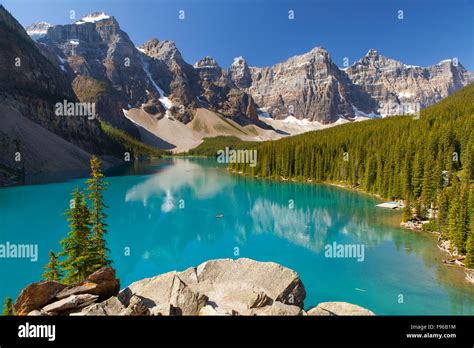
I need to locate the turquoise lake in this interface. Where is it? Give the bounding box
[1,158,473,315]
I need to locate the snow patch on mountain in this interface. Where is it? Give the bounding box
[351,105,380,118]
[142,62,173,109]
[283,116,315,126]
[75,12,110,25]
[257,108,271,118]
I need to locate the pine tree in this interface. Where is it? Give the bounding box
[465,233,474,269]
[3,297,13,316]
[421,155,435,208]
[42,250,63,281]
[85,156,111,272]
[402,196,412,222]
[59,188,92,284]
[412,151,424,198]
[437,189,449,234]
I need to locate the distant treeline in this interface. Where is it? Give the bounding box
[185,136,258,156]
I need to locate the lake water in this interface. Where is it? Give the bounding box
[1,158,473,315]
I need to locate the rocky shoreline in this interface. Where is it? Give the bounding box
[400,221,474,284]
[13,258,375,316]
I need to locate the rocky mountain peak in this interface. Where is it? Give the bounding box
[139,39,183,65]
[366,48,379,58]
[345,50,473,116]
[194,56,222,83]
[229,56,252,89]
[232,56,246,66]
[309,46,329,55]
[194,56,220,69]
[25,21,52,40]
[75,12,111,25]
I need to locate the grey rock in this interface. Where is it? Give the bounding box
[229,56,252,89]
[248,47,377,123]
[179,258,306,309]
[345,49,473,116]
[42,294,99,314]
[247,301,303,316]
[80,296,127,316]
[307,301,375,316]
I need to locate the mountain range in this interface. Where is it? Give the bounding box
[0,7,472,183]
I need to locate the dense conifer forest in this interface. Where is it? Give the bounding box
[230,84,474,267]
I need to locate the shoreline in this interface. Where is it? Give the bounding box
[228,168,474,285]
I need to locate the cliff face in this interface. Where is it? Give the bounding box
[248,47,378,123]
[0,6,106,180]
[247,48,472,123]
[25,12,472,129]
[140,39,259,124]
[345,49,474,116]
[229,56,252,89]
[41,13,155,132]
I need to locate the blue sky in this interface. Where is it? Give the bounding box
[2,0,473,70]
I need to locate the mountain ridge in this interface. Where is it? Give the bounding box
[26,12,472,127]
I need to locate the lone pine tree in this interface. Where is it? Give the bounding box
[42,250,63,281]
[3,297,13,316]
[86,155,111,272]
[55,156,111,284]
[59,188,93,284]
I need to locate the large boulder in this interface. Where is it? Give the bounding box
[13,280,66,315]
[247,302,303,316]
[119,272,208,315]
[56,267,120,301]
[307,302,375,316]
[108,258,306,316]
[179,258,306,309]
[77,296,127,316]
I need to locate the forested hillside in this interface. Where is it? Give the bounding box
[231,84,474,267]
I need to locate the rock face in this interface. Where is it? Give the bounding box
[55,266,120,301]
[247,47,472,123]
[139,38,259,125]
[307,302,375,316]
[39,12,154,132]
[0,5,109,181]
[13,281,66,315]
[12,267,119,316]
[20,8,471,135]
[345,49,473,116]
[138,38,199,123]
[42,294,99,314]
[105,258,306,316]
[248,47,378,123]
[194,56,223,83]
[229,56,252,89]
[25,21,51,40]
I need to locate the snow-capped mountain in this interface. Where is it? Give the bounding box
[25,21,51,40]
[21,11,474,131]
[345,49,474,117]
[246,48,472,123]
